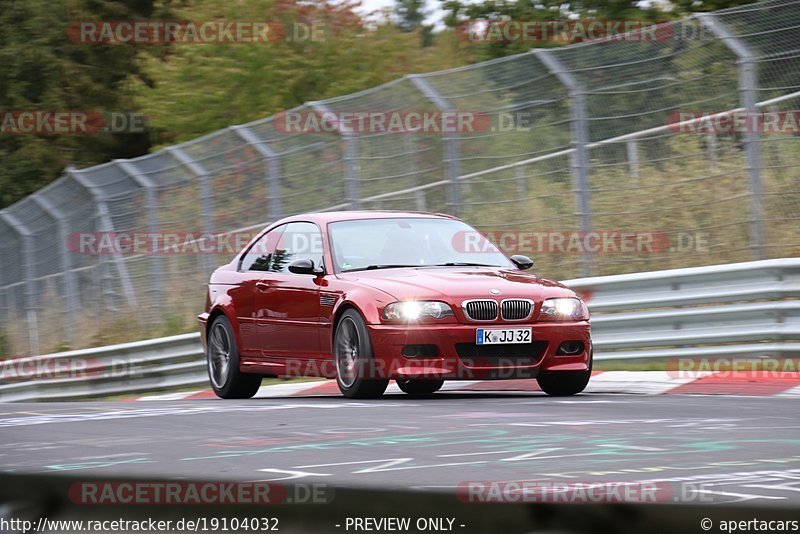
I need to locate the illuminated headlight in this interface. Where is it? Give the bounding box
[382,301,454,321]
[539,298,588,321]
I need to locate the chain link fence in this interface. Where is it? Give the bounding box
[1,0,799,356]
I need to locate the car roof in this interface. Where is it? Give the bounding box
[271,210,456,226]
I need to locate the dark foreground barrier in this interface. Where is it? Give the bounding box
[0,473,797,534]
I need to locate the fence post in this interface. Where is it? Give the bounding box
[627,140,640,181]
[515,165,528,197]
[708,131,719,168]
[31,193,78,341]
[408,75,462,216]
[405,135,427,211]
[66,168,137,308]
[0,265,4,324]
[536,49,593,277]
[167,147,216,274]
[230,126,284,220]
[698,13,764,260]
[308,103,361,209]
[0,211,39,356]
[115,160,164,308]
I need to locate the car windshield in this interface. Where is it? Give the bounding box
[328,217,513,273]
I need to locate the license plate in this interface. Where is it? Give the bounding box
[476,327,532,345]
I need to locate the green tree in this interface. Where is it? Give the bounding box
[132,0,469,146]
[396,0,427,30]
[441,0,675,60]
[395,0,435,46]
[671,0,760,13]
[0,0,165,208]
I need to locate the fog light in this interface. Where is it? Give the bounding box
[557,341,584,355]
[402,344,439,358]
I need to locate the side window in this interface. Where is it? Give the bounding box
[240,225,285,272]
[273,222,324,274]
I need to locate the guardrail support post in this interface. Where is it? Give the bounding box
[536,50,593,276]
[406,136,427,211]
[0,211,39,356]
[67,168,137,309]
[167,147,216,275]
[308,103,361,209]
[627,140,640,181]
[515,166,528,197]
[230,126,284,220]
[0,269,5,324]
[31,194,78,341]
[116,161,164,309]
[698,13,764,260]
[408,75,462,216]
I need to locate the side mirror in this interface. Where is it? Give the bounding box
[288,258,323,275]
[510,255,534,270]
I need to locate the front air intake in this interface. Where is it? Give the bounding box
[501,299,533,321]
[463,300,499,321]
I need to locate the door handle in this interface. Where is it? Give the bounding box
[256,281,270,292]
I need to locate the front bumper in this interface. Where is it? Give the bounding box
[198,312,209,351]
[368,321,591,380]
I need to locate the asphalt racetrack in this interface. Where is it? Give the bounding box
[1,392,799,505]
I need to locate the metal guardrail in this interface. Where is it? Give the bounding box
[1,258,798,401]
[566,257,800,361]
[0,333,205,402]
[3,0,800,359]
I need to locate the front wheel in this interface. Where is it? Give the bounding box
[396,379,444,396]
[334,309,389,399]
[536,351,592,396]
[207,315,262,399]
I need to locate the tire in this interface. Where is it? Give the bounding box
[207,315,262,399]
[334,309,389,399]
[396,379,444,396]
[536,351,592,396]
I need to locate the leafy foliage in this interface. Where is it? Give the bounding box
[131,0,470,147]
[0,0,165,208]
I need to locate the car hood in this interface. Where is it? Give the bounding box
[337,267,577,302]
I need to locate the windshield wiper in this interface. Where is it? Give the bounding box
[429,262,499,267]
[342,264,418,272]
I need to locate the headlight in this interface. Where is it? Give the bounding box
[539,297,588,321]
[382,301,454,321]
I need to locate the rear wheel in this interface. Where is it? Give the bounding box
[207,316,262,399]
[396,379,444,396]
[536,351,592,396]
[334,309,389,399]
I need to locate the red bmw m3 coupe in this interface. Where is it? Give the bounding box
[199,211,592,399]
